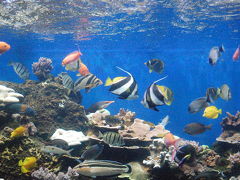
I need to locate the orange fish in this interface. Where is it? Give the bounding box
[233,46,240,61]
[0,41,10,55]
[77,62,90,76]
[164,132,181,147]
[62,50,82,66]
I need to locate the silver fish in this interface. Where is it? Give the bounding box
[86,101,115,114]
[81,144,104,160]
[9,62,30,80]
[209,45,224,65]
[220,84,231,101]
[41,145,72,156]
[73,160,131,178]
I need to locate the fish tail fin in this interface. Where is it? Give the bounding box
[217,88,221,96]
[219,109,222,114]
[21,166,30,173]
[105,77,113,86]
[67,148,74,156]
[116,66,132,76]
[18,160,23,166]
[125,164,132,173]
[219,45,225,52]
[206,124,212,129]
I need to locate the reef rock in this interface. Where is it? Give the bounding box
[216,111,240,145]
[0,80,87,139]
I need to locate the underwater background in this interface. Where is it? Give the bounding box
[0,0,240,146]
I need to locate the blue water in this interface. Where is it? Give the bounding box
[0,0,240,146]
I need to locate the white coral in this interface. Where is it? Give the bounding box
[0,85,24,104]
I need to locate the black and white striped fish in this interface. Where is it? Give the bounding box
[74,73,102,93]
[105,67,138,100]
[58,72,74,90]
[102,131,125,147]
[141,76,169,111]
[8,62,30,80]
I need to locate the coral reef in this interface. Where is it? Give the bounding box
[216,111,240,145]
[32,57,53,81]
[31,167,79,180]
[0,85,24,105]
[1,79,240,180]
[143,138,177,168]
[0,80,87,139]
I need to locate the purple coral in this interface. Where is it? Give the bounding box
[32,57,53,81]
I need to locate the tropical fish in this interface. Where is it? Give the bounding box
[184,123,212,135]
[10,125,28,138]
[4,103,35,116]
[206,87,220,103]
[86,101,115,114]
[0,41,10,55]
[188,97,209,113]
[77,62,90,76]
[174,144,196,166]
[73,160,131,178]
[18,157,37,173]
[58,72,74,90]
[105,67,138,100]
[74,73,103,93]
[219,84,231,101]
[208,45,224,65]
[8,62,30,80]
[203,106,222,119]
[141,76,172,111]
[232,46,240,61]
[62,51,82,71]
[41,145,72,156]
[144,59,164,73]
[102,131,125,147]
[48,139,69,150]
[164,132,180,147]
[81,144,104,160]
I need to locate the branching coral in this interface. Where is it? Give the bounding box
[31,167,79,180]
[32,57,53,81]
[143,138,177,168]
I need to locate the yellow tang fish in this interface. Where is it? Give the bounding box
[203,106,222,119]
[10,126,28,139]
[18,157,37,173]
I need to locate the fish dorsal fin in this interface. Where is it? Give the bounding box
[116,66,132,76]
[113,77,126,83]
[105,77,113,86]
[153,76,168,85]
